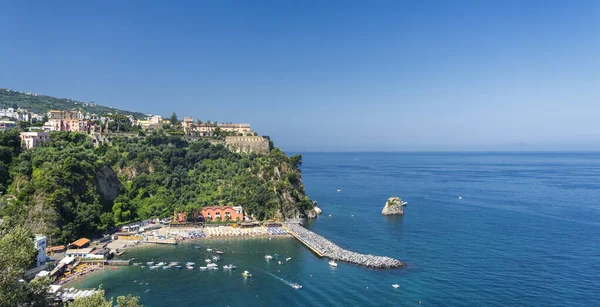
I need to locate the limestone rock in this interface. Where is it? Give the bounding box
[314,206,322,215]
[381,197,406,215]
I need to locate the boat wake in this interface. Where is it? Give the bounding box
[254,268,300,289]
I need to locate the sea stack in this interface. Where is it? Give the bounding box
[381,197,406,215]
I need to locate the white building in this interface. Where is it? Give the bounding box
[20,131,50,149]
[34,235,47,267]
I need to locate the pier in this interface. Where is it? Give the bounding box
[81,259,133,266]
[284,221,406,269]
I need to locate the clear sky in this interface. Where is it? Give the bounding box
[1,1,598,151]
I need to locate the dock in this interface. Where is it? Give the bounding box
[282,225,324,257]
[284,221,406,269]
[81,259,133,266]
[144,238,177,245]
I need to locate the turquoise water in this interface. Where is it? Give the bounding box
[80,152,600,306]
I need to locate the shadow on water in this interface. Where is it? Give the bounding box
[382,214,404,225]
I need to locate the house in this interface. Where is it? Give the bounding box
[65,247,96,258]
[68,238,90,249]
[20,131,50,149]
[46,245,66,254]
[34,235,47,267]
[0,119,16,130]
[201,206,244,222]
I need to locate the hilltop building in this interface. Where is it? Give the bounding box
[20,131,50,149]
[45,110,90,132]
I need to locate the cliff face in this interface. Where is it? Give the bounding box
[95,166,121,202]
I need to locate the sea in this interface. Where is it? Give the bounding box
[79,152,600,306]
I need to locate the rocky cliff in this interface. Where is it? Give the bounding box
[381,197,406,215]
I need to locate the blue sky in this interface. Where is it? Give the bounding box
[1,1,598,151]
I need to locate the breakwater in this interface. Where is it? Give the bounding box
[284,221,406,269]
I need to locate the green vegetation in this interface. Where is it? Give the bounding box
[0,89,146,118]
[0,226,51,307]
[0,129,312,245]
[68,288,141,307]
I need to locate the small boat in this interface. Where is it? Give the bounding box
[291,283,302,289]
[162,266,171,269]
[207,263,218,268]
[186,262,196,266]
[186,266,194,270]
[205,259,212,263]
[337,189,341,192]
[392,284,400,289]
[242,271,252,278]
[145,289,151,293]
[215,251,224,255]
[169,262,179,266]
[199,267,208,270]
[207,248,213,251]
[146,261,155,265]
[278,261,283,265]
[212,256,220,261]
[329,261,338,267]
[174,265,182,269]
[156,262,166,266]
[286,257,292,261]
[458,196,462,200]
[149,265,160,269]
[264,255,273,260]
[223,264,237,270]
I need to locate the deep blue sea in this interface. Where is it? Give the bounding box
[81,152,600,306]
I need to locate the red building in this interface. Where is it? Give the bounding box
[201,206,244,222]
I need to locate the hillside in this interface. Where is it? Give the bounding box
[0,88,147,118]
[0,130,314,245]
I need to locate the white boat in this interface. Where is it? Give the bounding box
[169,262,179,266]
[291,283,302,289]
[392,284,400,289]
[278,261,283,265]
[146,261,155,265]
[337,189,341,192]
[458,196,462,200]
[205,259,212,263]
[212,256,220,261]
[223,264,237,270]
[265,255,273,260]
[242,271,252,278]
[329,261,338,267]
[186,266,194,270]
[206,248,213,251]
[286,257,292,261]
[156,262,166,266]
[215,251,224,255]
[162,265,171,269]
[149,265,160,269]
[199,267,208,270]
[186,262,195,266]
[207,263,218,268]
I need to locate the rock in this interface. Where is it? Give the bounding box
[313,206,322,215]
[381,197,405,216]
[95,166,121,201]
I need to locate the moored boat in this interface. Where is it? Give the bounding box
[329,261,338,267]
[242,270,252,278]
[215,251,224,255]
[186,262,195,266]
[264,255,273,260]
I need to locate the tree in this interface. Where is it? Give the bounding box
[290,154,302,170]
[169,112,178,126]
[68,288,142,307]
[0,227,51,307]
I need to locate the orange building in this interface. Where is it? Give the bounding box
[201,206,243,222]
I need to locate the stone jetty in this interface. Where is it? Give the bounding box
[284,221,406,269]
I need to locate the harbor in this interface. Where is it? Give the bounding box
[284,221,406,269]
